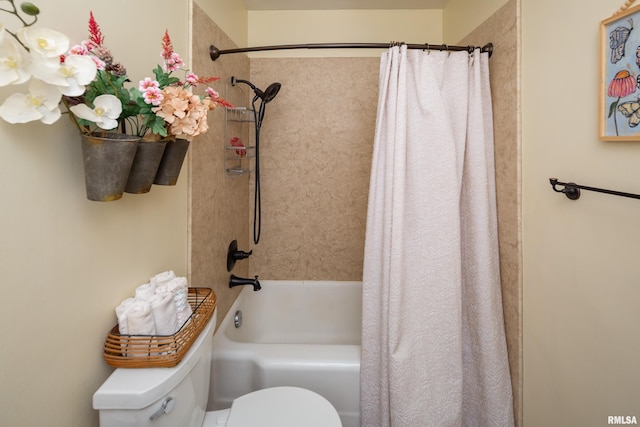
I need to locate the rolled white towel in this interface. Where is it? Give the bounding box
[176,304,193,328]
[125,300,157,336]
[115,297,137,335]
[134,282,156,300]
[149,292,179,335]
[156,276,187,292]
[150,270,176,285]
[156,277,188,308]
[157,277,192,327]
[171,277,189,306]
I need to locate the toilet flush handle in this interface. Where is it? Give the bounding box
[149,397,176,421]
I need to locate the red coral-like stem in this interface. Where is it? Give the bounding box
[88,11,104,46]
[197,76,221,84]
[162,29,174,60]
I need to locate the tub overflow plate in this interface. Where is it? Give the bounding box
[234,310,243,328]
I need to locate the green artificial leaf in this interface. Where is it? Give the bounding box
[121,102,140,120]
[149,116,168,137]
[152,65,180,88]
[76,118,92,127]
[83,71,140,121]
[129,87,142,99]
[137,104,154,117]
[152,65,164,79]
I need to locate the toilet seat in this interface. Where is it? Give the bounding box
[203,387,342,427]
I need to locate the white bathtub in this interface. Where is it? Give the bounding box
[208,280,362,427]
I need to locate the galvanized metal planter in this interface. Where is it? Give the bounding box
[125,140,168,194]
[153,138,190,186]
[80,132,140,202]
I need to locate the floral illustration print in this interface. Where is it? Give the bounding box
[608,69,636,135]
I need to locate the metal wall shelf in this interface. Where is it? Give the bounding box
[224,85,255,177]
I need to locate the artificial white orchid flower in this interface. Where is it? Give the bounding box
[0,78,62,124]
[19,26,69,64]
[29,54,97,96]
[70,94,122,130]
[0,24,31,86]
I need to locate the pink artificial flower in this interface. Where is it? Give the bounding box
[69,44,89,55]
[160,30,184,70]
[90,56,106,70]
[186,72,199,85]
[139,77,160,92]
[206,87,233,108]
[164,52,184,72]
[143,87,164,106]
[205,87,218,98]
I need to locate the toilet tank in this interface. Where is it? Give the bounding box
[93,308,217,427]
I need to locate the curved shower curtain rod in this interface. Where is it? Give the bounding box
[209,42,493,61]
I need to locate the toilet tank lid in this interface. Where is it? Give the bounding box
[93,309,217,410]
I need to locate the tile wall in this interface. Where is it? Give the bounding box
[191,4,251,323]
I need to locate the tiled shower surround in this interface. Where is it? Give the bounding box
[191,1,520,424]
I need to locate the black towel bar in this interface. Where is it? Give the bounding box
[549,178,640,201]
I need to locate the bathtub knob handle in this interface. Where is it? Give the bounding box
[227,240,253,271]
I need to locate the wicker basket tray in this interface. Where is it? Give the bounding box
[103,287,216,368]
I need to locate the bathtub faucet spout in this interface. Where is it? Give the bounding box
[229,274,261,291]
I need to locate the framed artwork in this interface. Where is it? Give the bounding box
[600,4,640,141]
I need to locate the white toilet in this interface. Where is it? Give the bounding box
[93,307,342,427]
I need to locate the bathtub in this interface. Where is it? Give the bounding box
[208,280,362,427]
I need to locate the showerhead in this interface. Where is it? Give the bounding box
[261,82,281,103]
[232,77,281,103]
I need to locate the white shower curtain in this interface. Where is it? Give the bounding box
[361,45,514,426]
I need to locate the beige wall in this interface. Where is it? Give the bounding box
[248,9,442,58]
[0,1,190,426]
[443,0,510,43]
[522,0,640,425]
[194,0,248,48]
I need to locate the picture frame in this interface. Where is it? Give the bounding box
[600,4,640,141]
